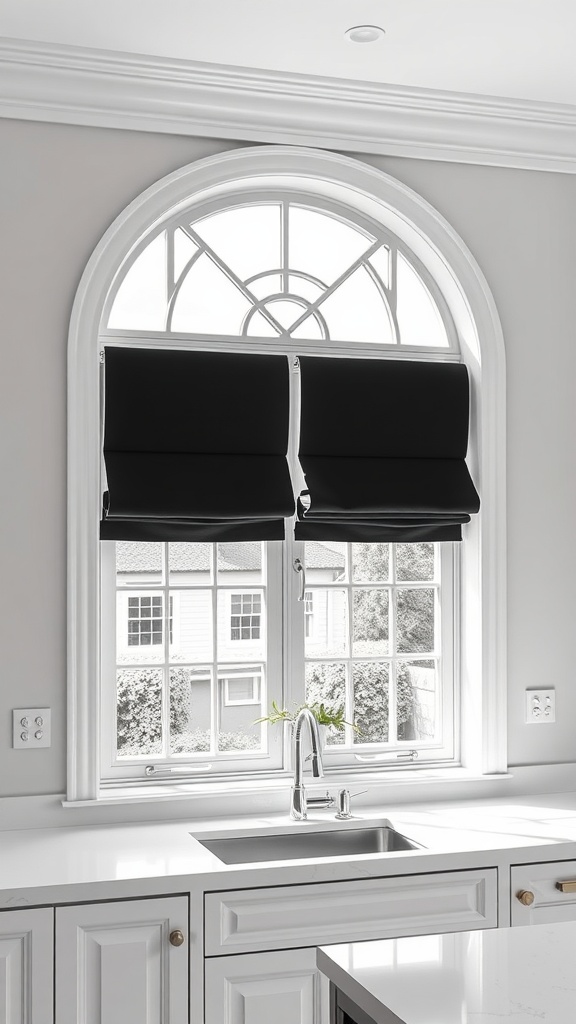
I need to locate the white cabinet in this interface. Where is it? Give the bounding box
[55,896,189,1024]
[205,948,329,1024]
[0,907,53,1024]
[204,869,497,1024]
[512,861,576,925]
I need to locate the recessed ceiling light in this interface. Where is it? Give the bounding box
[345,25,386,44]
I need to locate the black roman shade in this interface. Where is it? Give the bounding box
[100,347,295,541]
[295,356,480,542]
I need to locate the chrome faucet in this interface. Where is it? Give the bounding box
[290,707,333,819]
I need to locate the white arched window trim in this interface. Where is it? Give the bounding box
[67,146,506,803]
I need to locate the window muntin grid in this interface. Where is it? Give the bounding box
[106,541,284,771]
[105,195,455,351]
[302,542,452,762]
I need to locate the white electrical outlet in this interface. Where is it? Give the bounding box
[525,689,555,724]
[12,708,51,748]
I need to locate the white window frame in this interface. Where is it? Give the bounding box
[67,146,506,802]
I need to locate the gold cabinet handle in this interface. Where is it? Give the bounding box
[517,890,535,906]
[169,929,185,947]
[556,881,576,893]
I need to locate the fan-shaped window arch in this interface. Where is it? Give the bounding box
[67,146,506,803]
[104,193,456,352]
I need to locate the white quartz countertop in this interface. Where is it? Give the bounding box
[317,920,576,1023]
[2,791,576,903]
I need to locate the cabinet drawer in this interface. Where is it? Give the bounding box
[205,869,497,954]
[512,861,576,925]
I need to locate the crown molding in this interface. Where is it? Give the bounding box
[2,36,576,171]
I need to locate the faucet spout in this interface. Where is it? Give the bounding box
[290,707,325,820]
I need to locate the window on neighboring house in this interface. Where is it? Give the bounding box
[127,595,173,646]
[223,674,261,706]
[68,148,505,799]
[230,593,262,641]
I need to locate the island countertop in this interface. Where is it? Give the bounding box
[318,919,576,1024]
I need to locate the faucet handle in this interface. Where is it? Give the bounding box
[335,788,368,819]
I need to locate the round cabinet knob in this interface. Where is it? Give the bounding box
[169,929,185,947]
[517,890,535,906]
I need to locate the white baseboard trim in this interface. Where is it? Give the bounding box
[2,763,576,831]
[2,37,576,172]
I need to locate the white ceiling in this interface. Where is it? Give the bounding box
[2,0,576,107]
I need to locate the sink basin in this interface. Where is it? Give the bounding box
[196,826,423,864]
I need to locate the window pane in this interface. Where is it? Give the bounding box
[397,660,437,741]
[169,667,212,754]
[263,298,309,331]
[396,252,449,348]
[368,246,391,289]
[304,541,346,581]
[396,589,435,653]
[288,275,323,302]
[245,310,282,337]
[352,589,389,656]
[304,589,348,658]
[247,274,282,300]
[217,542,263,583]
[108,233,167,330]
[116,541,163,585]
[218,591,265,661]
[116,667,163,757]
[173,227,198,280]
[169,542,212,585]
[396,543,435,581]
[219,669,263,752]
[353,663,389,744]
[169,590,213,663]
[289,206,373,286]
[352,543,389,582]
[310,265,394,345]
[117,591,165,664]
[305,662,346,746]
[193,204,282,282]
[170,252,251,333]
[289,312,325,340]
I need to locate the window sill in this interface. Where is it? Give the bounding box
[63,766,514,812]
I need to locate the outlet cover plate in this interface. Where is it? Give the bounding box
[12,708,51,748]
[525,689,556,724]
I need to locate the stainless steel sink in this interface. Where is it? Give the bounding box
[195,826,423,864]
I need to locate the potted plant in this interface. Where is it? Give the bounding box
[256,700,358,755]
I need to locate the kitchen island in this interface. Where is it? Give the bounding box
[318,919,576,1023]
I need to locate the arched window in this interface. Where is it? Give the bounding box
[68,147,506,802]
[105,195,456,352]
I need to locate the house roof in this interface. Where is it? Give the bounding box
[115,540,344,573]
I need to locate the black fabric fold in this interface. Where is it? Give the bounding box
[295,356,479,543]
[101,348,294,542]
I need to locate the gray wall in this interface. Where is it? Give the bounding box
[1,117,574,798]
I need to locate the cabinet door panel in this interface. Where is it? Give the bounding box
[205,948,329,1024]
[56,896,188,1024]
[512,861,576,925]
[0,907,53,1024]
